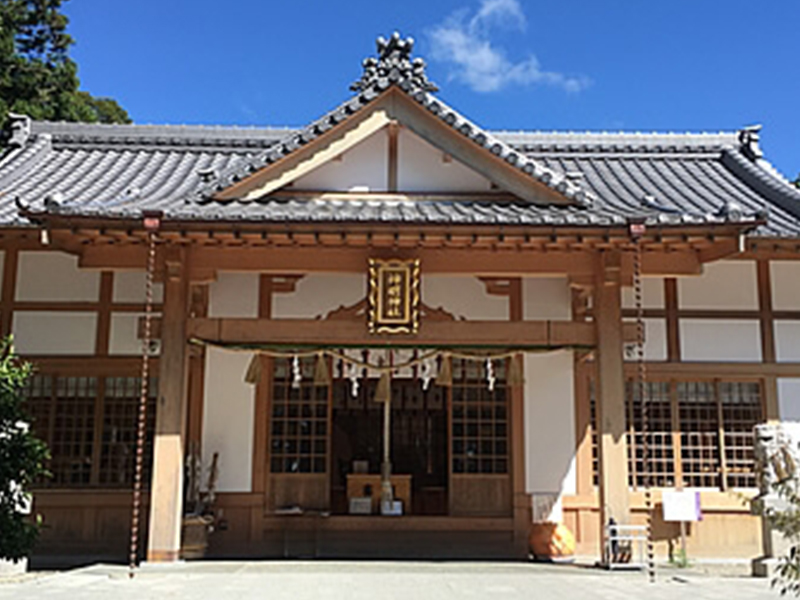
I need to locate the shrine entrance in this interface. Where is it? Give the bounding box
[330,377,449,516]
[267,350,513,524]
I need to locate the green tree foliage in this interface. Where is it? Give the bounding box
[0,0,130,129]
[0,337,48,562]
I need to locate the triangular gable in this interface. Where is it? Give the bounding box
[291,125,495,193]
[200,34,593,208]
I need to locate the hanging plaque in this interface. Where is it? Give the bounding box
[368,258,420,334]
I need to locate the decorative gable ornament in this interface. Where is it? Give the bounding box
[351,32,438,93]
[368,258,420,334]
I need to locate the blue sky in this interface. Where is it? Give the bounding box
[64,1,799,177]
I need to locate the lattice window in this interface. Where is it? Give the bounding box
[721,382,762,488]
[98,377,158,486]
[23,373,158,488]
[589,377,763,490]
[678,381,720,488]
[451,358,508,474]
[22,375,55,485]
[50,377,97,486]
[627,381,675,488]
[270,357,328,474]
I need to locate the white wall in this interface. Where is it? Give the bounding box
[776,321,800,362]
[524,350,575,523]
[272,274,366,319]
[16,251,99,302]
[113,271,164,303]
[108,312,162,356]
[779,378,800,421]
[634,318,667,361]
[422,276,508,320]
[622,277,664,309]
[13,311,97,355]
[293,131,388,192]
[202,347,254,492]
[208,273,259,318]
[678,261,758,310]
[771,262,800,311]
[680,319,761,362]
[397,129,492,192]
[522,278,571,320]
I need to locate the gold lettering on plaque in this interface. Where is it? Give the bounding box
[368,258,420,334]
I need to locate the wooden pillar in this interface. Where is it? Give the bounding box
[508,278,530,557]
[594,252,630,558]
[147,248,190,562]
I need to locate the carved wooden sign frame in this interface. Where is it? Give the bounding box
[368,258,420,334]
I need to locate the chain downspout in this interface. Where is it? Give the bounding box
[630,221,655,583]
[129,215,160,578]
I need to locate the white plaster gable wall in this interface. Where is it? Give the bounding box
[622,277,664,309]
[524,350,575,523]
[678,261,758,310]
[272,274,366,319]
[771,262,800,311]
[13,311,97,355]
[208,273,259,318]
[397,128,492,192]
[522,278,570,321]
[422,276,508,320]
[680,319,761,362]
[293,131,387,192]
[202,347,254,492]
[779,379,800,421]
[16,251,99,302]
[113,271,164,304]
[776,321,800,362]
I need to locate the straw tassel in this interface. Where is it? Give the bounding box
[435,355,452,387]
[244,353,262,385]
[507,354,525,387]
[374,371,391,404]
[313,353,331,386]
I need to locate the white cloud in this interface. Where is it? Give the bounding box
[427,0,589,93]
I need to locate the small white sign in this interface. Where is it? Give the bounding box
[349,497,372,515]
[662,490,702,522]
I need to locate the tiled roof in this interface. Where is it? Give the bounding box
[1,34,798,237]
[2,120,797,235]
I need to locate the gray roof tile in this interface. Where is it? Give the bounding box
[3,120,796,236]
[1,30,798,239]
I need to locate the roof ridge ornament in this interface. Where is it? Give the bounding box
[6,113,32,148]
[738,124,763,161]
[351,32,438,93]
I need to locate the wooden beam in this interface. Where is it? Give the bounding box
[147,247,190,563]
[698,237,741,263]
[387,122,398,192]
[593,251,630,557]
[664,279,680,362]
[757,260,775,363]
[95,272,113,356]
[1,247,18,336]
[188,317,637,349]
[623,361,800,378]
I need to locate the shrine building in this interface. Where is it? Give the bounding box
[2,34,800,567]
